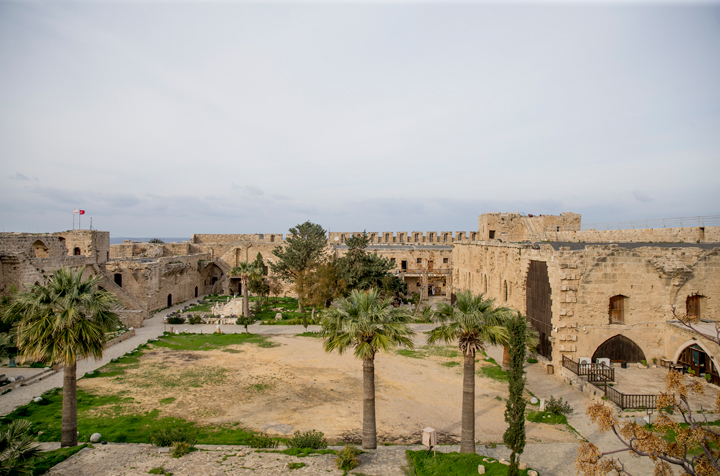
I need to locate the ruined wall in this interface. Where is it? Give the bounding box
[544,226,720,244]
[105,253,213,312]
[0,233,69,257]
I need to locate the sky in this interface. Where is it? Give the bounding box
[1,0,719,237]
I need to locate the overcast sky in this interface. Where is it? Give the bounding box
[1,1,719,237]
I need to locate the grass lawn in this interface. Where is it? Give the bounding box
[31,444,90,475]
[407,450,537,475]
[526,410,568,425]
[1,333,281,445]
[478,357,509,382]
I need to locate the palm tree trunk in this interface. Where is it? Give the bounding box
[243,277,250,317]
[362,356,377,449]
[460,351,476,453]
[61,362,78,447]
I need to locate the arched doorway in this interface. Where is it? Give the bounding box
[526,261,552,360]
[677,343,720,385]
[195,286,199,298]
[73,247,81,256]
[592,335,646,363]
[167,294,172,307]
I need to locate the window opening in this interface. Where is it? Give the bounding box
[609,295,627,324]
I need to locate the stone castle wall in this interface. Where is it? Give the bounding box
[545,226,720,244]
[328,231,478,244]
[451,241,720,366]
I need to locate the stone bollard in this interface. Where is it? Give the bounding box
[528,471,538,476]
[478,464,485,474]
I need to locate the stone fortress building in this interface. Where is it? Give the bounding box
[1,212,719,384]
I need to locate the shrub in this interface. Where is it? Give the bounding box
[526,358,538,364]
[171,441,193,458]
[167,316,185,325]
[248,432,278,448]
[286,430,327,449]
[545,396,573,415]
[705,373,712,382]
[641,359,647,367]
[150,427,197,447]
[335,444,361,471]
[188,315,202,325]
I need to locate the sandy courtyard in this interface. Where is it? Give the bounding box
[80,335,575,445]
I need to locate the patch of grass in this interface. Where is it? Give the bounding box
[297,332,320,338]
[148,467,173,475]
[407,450,535,475]
[286,430,328,449]
[159,397,176,405]
[396,349,426,359]
[478,357,509,382]
[1,388,257,445]
[287,462,306,470]
[441,361,460,368]
[527,410,568,425]
[247,382,273,393]
[221,348,243,353]
[153,333,277,351]
[31,444,90,475]
[130,365,228,389]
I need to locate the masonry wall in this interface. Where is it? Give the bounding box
[452,241,720,366]
[544,226,720,244]
[328,231,478,244]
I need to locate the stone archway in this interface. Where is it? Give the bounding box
[592,335,646,363]
[32,240,49,258]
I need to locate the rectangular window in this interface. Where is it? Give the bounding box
[417,258,422,264]
[609,295,626,324]
[401,260,407,270]
[443,258,449,264]
[687,295,702,319]
[489,230,495,239]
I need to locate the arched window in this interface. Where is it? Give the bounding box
[609,295,628,324]
[73,247,81,256]
[195,286,199,298]
[167,294,173,307]
[32,240,49,258]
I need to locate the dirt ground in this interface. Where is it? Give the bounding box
[79,335,576,445]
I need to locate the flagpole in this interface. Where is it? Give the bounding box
[73,211,75,230]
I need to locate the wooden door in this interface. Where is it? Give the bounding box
[526,261,553,359]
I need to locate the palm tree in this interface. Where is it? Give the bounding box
[321,288,415,449]
[0,419,41,475]
[427,290,511,453]
[230,262,260,317]
[2,267,119,447]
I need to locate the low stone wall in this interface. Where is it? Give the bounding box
[105,329,136,348]
[115,310,146,328]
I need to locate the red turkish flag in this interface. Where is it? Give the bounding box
[79,210,85,215]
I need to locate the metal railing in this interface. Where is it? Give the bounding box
[562,356,656,410]
[546,215,720,233]
[398,268,452,275]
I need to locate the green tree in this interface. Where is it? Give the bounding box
[306,260,347,325]
[230,262,260,318]
[0,419,41,475]
[503,312,528,476]
[1,267,119,447]
[271,222,327,313]
[427,290,510,453]
[321,288,415,449]
[248,253,270,310]
[336,232,404,293]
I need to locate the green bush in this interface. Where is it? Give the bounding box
[286,430,327,449]
[248,432,278,448]
[335,445,361,471]
[187,315,202,325]
[171,441,193,458]
[545,395,573,415]
[526,358,538,364]
[166,317,185,325]
[150,427,197,447]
